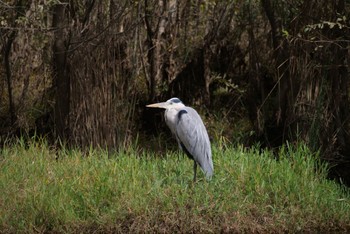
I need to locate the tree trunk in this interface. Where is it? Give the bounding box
[1,0,29,127]
[3,30,16,126]
[144,0,167,101]
[260,0,292,146]
[52,2,70,140]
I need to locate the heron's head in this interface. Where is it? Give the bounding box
[146,97,185,110]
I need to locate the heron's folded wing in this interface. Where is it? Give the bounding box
[175,107,213,176]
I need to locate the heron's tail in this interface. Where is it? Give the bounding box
[202,161,214,180]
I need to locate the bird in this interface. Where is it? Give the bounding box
[146,97,213,181]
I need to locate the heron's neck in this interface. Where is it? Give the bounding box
[164,108,180,134]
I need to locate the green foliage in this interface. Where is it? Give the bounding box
[0,140,349,232]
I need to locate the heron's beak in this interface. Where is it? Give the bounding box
[146,102,168,109]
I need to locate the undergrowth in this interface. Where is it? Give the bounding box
[0,139,349,233]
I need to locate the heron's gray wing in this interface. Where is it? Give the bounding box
[175,107,213,177]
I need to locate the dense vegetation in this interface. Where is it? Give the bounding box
[1,0,349,156]
[0,140,349,233]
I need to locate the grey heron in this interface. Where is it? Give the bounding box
[146,97,213,181]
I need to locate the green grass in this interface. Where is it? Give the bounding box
[0,140,349,233]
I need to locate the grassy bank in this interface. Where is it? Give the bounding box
[0,140,349,233]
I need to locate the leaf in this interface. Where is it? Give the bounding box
[282,29,289,37]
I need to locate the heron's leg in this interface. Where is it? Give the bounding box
[193,161,197,182]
